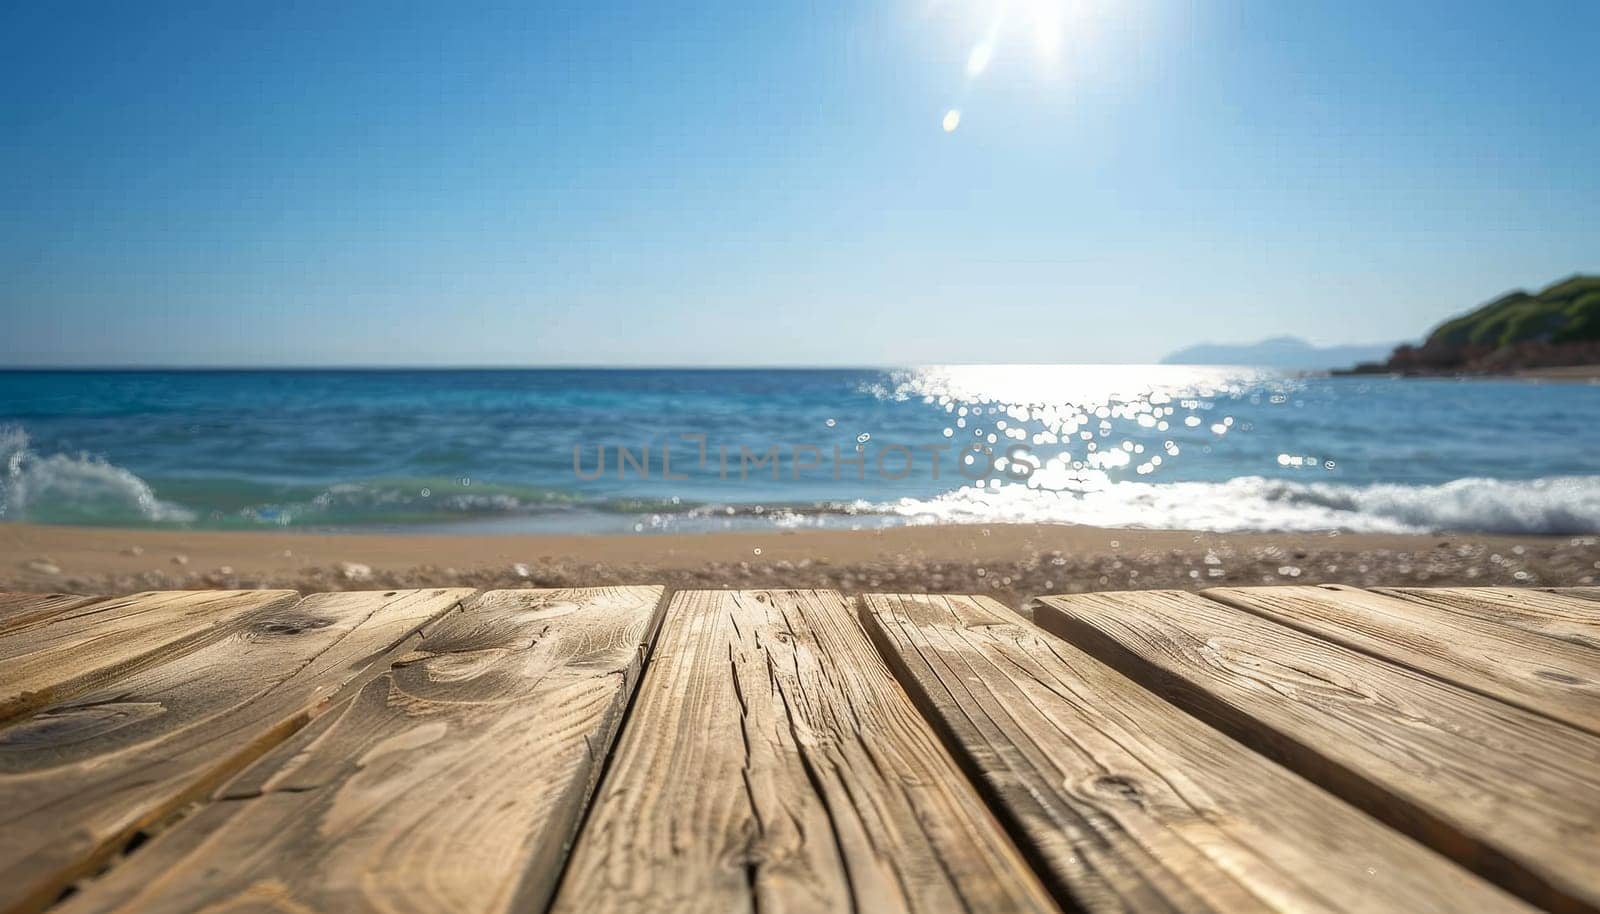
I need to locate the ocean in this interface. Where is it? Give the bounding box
[2,366,1597,536]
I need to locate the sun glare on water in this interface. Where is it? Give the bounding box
[867,364,1284,494]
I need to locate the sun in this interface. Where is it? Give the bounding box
[1019,0,1071,59]
[940,0,1085,72]
[997,0,1076,62]
[930,0,1098,130]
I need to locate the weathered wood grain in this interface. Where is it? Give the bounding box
[1037,590,1600,914]
[57,587,665,914]
[0,593,104,634]
[0,588,471,914]
[861,593,1534,914]
[1375,586,1600,649]
[0,590,300,723]
[1205,584,1600,735]
[1550,587,1600,603]
[550,589,1058,914]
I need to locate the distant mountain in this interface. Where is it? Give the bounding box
[1161,336,1395,370]
[1343,274,1600,376]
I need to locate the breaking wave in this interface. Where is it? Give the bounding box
[0,426,195,525]
[5,419,1597,535]
[866,475,1600,535]
[0,425,662,528]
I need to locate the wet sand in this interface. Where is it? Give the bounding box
[5,522,1596,609]
[1516,365,1600,381]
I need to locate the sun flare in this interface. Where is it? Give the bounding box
[931,0,1099,130]
[944,0,1087,71]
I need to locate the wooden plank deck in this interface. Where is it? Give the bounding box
[549,589,1055,914]
[1036,590,1600,914]
[860,593,1532,914]
[1203,584,1600,734]
[0,584,1592,914]
[0,594,108,634]
[1374,586,1600,649]
[0,590,300,723]
[58,587,664,914]
[0,588,473,914]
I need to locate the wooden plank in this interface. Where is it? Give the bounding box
[0,593,105,634]
[861,593,1534,914]
[0,588,472,914]
[56,587,666,914]
[0,590,300,722]
[1037,590,1600,914]
[1550,587,1600,603]
[1375,586,1600,649]
[1204,584,1600,735]
[549,590,1058,914]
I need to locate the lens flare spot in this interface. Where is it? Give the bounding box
[966,43,993,77]
[942,109,961,132]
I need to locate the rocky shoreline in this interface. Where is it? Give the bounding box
[1338,339,1600,378]
[1338,274,1600,378]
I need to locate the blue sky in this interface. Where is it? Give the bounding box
[2,0,1596,366]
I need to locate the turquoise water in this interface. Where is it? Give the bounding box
[2,367,1598,534]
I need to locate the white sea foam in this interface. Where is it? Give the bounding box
[867,475,1600,535]
[0,426,194,524]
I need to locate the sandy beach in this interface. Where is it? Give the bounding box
[5,522,1595,609]
[1516,365,1600,381]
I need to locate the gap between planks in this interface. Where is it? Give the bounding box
[1202,584,1600,736]
[547,589,1060,914]
[1036,588,1600,914]
[49,586,667,914]
[0,588,475,914]
[9,585,1591,914]
[859,592,1537,914]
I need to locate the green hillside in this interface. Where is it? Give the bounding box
[1426,274,1600,348]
